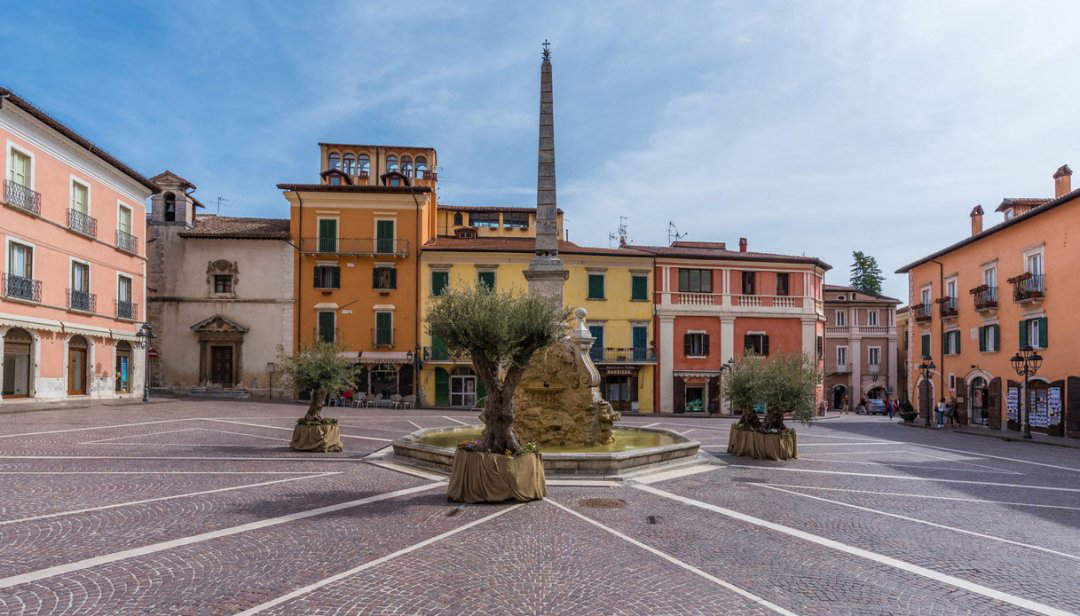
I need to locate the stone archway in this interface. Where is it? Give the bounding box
[2,328,34,398]
[190,315,249,388]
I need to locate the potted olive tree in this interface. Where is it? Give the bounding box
[426,287,566,503]
[725,353,818,461]
[279,341,356,453]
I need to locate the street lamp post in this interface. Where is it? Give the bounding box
[136,322,154,403]
[919,355,936,427]
[1010,345,1043,440]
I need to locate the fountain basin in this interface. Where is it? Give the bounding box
[392,425,701,476]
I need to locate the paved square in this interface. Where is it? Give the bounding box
[1,401,1078,615]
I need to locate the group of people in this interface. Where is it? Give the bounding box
[822,395,901,419]
[934,397,961,428]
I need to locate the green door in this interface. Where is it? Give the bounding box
[435,368,449,406]
[632,325,648,360]
[375,311,393,346]
[318,219,337,253]
[376,220,395,254]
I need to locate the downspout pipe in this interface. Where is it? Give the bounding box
[296,191,304,355]
[931,258,944,402]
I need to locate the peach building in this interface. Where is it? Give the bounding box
[897,165,1080,438]
[0,87,157,401]
[822,284,900,410]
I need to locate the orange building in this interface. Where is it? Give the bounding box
[897,165,1080,438]
[278,144,438,402]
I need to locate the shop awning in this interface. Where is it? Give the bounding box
[0,314,63,333]
[337,351,361,360]
[600,366,638,376]
[359,351,412,364]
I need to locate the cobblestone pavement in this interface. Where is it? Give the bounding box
[1,401,1078,615]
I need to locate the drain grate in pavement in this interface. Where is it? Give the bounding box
[646,515,660,525]
[578,498,626,509]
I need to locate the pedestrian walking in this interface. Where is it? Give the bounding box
[946,399,959,427]
[936,397,947,428]
[887,397,895,420]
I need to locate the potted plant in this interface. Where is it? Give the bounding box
[426,287,566,503]
[279,341,356,452]
[899,400,918,423]
[725,353,818,461]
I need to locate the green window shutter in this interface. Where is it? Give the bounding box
[431,335,448,360]
[632,326,648,360]
[332,267,340,288]
[435,368,449,406]
[318,311,335,342]
[631,275,648,300]
[953,331,960,354]
[376,220,395,253]
[476,378,486,404]
[992,324,1000,352]
[1019,319,1029,348]
[478,271,495,289]
[432,271,448,296]
[318,219,337,252]
[375,312,392,345]
[589,326,604,361]
[588,274,605,299]
[1039,317,1048,348]
[978,327,986,352]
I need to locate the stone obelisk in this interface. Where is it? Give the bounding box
[523,40,569,305]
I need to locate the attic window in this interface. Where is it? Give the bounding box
[504,213,529,230]
[471,213,500,228]
[454,227,478,239]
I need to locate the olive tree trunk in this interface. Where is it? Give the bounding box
[475,358,527,453]
[304,388,324,421]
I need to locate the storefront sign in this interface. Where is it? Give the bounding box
[1007,387,1019,422]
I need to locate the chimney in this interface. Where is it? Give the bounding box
[970,204,984,236]
[738,237,747,253]
[1053,164,1072,198]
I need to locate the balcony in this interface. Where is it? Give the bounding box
[912,303,932,323]
[3,180,41,216]
[116,229,138,254]
[833,363,851,374]
[67,289,96,313]
[300,237,409,258]
[673,292,720,306]
[68,209,98,238]
[733,294,801,308]
[937,296,958,319]
[970,285,997,311]
[666,293,804,308]
[2,273,41,302]
[593,346,656,364]
[115,300,137,320]
[1008,273,1044,303]
[372,328,394,348]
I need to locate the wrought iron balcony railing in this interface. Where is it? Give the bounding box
[300,237,409,257]
[592,346,657,363]
[938,296,958,318]
[912,303,932,322]
[115,300,137,320]
[68,209,98,238]
[3,180,40,216]
[67,288,96,312]
[116,229,138,254]
[1009,273,1044,302]
[970,285,997,310]
[2,273,41,302]
[372,328,394,347]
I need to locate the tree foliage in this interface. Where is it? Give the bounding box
[278,341,356,419]
[426,287,568,453]
[724,352,821,432]
[849,250,884,295]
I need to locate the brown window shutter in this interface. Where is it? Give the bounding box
[762,335,770,357]
[703,334,710,357]
[683,333,692,356]
[673,377,685,413]
[987,377,1002,430]
[1067,377,1080,436]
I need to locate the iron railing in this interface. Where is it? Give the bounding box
[116,229,137,253]
[299,237,409,257]
[67,288,96,312]
[971,285,997,310]
[912,303,932,322]
[115,300,137,320]
[3,180,40,216]
[2,273,41,302]
[593,346,657,363]
[68,209,98,238]
[1010,273,1044,302]
[938,296,958,318]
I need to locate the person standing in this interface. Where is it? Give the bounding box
[936,397,948,428]
[887,397,895,420]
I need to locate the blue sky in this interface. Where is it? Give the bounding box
[4,1,1079,301]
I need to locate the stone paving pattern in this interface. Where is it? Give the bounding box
[0,400,1077,615]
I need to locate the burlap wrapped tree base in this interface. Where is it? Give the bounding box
[727,424,797,461]
[289,423,344,453]
[447,450,546,503]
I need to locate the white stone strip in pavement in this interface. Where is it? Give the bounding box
[639,422,660,428]
[756,483,1080,513]
[799,442,898,447]
[232,503,525,616]
[921,444,1080,473]
[364,460,446,482]
[406,420,423,431]
[726,465,1080,494]
[898,448,1021,474]
[443,415,470,426]
[796,457,1020,476]
[0,481,444,590]
[633,464,721,485]
[547,498,800,616]
[0,418,190,439]
[0,471,326,475]
[756,484,1080,562]
[0,472,340,526]
[201,418,392,442]
[799,450,1024,475]
[636,484,1074,616]
[0,455,367,462]
[81,428,201,444]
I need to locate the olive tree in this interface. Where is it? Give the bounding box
[279,341,356,421]
[427,287,567,453]
[724,352,820,432]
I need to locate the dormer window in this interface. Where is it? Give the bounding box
[320,169,352,186]
[455,227,478,239]
[386,156,398,172]
[380,170,410,187]
[416,156,428,179]
[357,154,370,176]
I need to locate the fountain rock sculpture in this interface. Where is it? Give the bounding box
[513,308,619,447]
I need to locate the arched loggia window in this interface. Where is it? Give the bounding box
[327,152,341,171]
[342,154,355,175]
[401,156,413,177]
[357,154,370,176]
[386,156,398,172]
[415,156,428,179]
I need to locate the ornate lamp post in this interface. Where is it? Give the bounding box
[136,322,154,402]
[1010,346,1042,440]
[919,355,935,427]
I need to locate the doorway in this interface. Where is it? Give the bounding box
[605,375,632,412]
[2,329,33,397]
[450,373,477,408]
[919,379,933,420]
[832,385,847,410]
[210,345,234,386]
[969,377,988,425]
[67,336,88,395]
[685,384,706,412]
[115,341,132,393]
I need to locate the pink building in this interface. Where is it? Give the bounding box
[1,88,157,402]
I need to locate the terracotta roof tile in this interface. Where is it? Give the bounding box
[422,236,648,256]
[439,204,564,214]
[627,244,831,270]
[178,216,290,239]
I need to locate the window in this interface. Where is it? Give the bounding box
[470,213,500,228]
[415,156,428,179]
[329,175,341,186]
[867,310,878,326]
[1026,253,1043,276]
[589,325,604,362]
[164,192,176,222]
[632,325,648,361]
[984,266,996,288]
[342,154,355,175]
[431,270,449,296]
[744,333,769,356]
[317,311,335,343]
[373,266,397,290]
[920,286,931,306]
[942,330,961,355]
[587,273,605,299]
[314,265,340,289]
[117,275,133,319]
[978,324,1000,352]
[1020,317,1048,349]
[8,147,31,187]
[684,332,709,357]
[357,154,370,176]
[868,346,881,367]
[453,212,464,226]
[71,180,89,214]
[836,346,847,367]
[920,333,930,358]
[741,271,756,295]
[117,204,134,251]
[946,278,957,299]
[776,273,789,296]
[949,374,956,391]
[327,153,340,170]
[213,274,232,294]
[477,270,496,289]
[401,156,413,177]
[503,212,529,229]
[386,156,398,172]
[835,310,846,327]
[375,220,395,254]
[631,275,648,301]
[678,269,712,293]
[375,311,393,346]
[70,261,90,311]
[318,218,337,253]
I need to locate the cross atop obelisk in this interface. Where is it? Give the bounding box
[524,39,569,305]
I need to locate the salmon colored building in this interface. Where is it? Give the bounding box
[897,165,1080,438]
[0,87,157,402]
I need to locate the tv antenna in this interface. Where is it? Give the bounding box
[215,196,229,215]
[667,221,687,245]
[608,216,630,247]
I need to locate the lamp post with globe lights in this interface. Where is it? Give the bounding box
[1010,346,1042,440]
[918,355,936,427]
[136,322,154,402]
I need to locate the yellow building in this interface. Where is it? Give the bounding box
[418,205,655,412]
